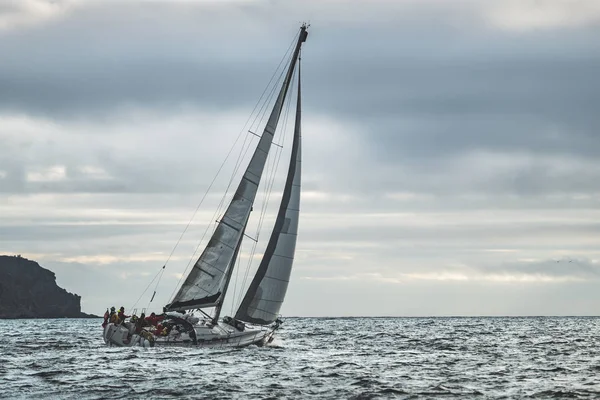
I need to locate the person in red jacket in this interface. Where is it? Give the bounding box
[134,313,147,334]
[154,324,166,336]
[145,312,164,327]
[117,306,130,323]
[102,308,109,328]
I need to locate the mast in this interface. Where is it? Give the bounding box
[165,24,309,313]
[234,45,304,325]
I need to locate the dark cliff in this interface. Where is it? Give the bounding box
[0,255,96,318]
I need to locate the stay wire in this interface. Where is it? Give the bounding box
[222,34,298,199]
[173,132,256,304]
[165,34,299,304]
[236,70,296,308]
[130,265,165,311]
[162,45,289,269]
[250,33,299,134]
[145,265,166,312]
[165,132,249,304]
[184,46,295,299]
[215,37,296,226]
[235,65,297,310]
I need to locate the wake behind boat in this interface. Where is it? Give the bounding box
[102,24,309,348]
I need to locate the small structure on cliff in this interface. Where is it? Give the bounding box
[0,255,95,318]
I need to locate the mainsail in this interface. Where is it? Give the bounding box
[235,57,303,325]
[165,26,309,312]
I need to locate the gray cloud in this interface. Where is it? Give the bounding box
[481,258,600,279]
[1,1,599,197]
[1,0,599,315]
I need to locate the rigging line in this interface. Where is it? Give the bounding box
[130,265,165,311]
[245,64,296,295]
[255,63,297,238]
[249,32,298,133]
[220,45,295,206]
[219,126,256,214]
[162,133,242,267]
[145,265,166,312]
[168,106,261,304]
[214,132,253,221]
[232,111,287,312]
[167,31,301,308]
[254,74,294,239]
[247,31,299,133]
[166,132,250,303]
[235,67,296,308]
[231,93,291,309]
[167,142,252,305]
[251,55,291,134]
[162,47,290,270]
[217,32,297,204]
[230,240,244,315]
[251,71,285,133]
[226,44,294,229]
[249,46,294,134]
[217,50,291,223]
[182,132,256,281]
[250,60,297,245]
[235,66,297,309]
[165,35,299,304]
[210,37,297,225]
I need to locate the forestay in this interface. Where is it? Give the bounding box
[165,27,308,312]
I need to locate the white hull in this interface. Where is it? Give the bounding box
[103,320,275,349]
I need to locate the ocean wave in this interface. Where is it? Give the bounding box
[1,317,599,398]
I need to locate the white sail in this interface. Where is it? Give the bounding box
[235,60,303,325]
[165,26,308,312]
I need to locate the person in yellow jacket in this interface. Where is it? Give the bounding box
[117,306,130,323]
[109,306,119,324]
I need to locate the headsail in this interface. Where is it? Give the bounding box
[235,55,303,325]
[165,25,309,312]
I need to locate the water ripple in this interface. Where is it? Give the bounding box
[1,317,600,398]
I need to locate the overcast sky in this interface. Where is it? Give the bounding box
[1,0,599,317]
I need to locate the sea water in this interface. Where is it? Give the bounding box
[0,317,599,399]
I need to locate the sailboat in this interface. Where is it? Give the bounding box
[103,24,309,348]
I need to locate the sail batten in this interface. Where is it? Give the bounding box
[235,53,304,325]
[165,25,308,313]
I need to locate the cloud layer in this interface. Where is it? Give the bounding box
[1,0,599,316]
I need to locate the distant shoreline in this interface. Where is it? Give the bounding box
[1,255,101,320]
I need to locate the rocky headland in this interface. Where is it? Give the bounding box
[0,255,97,318]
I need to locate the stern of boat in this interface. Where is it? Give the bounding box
[103,322,152,348]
